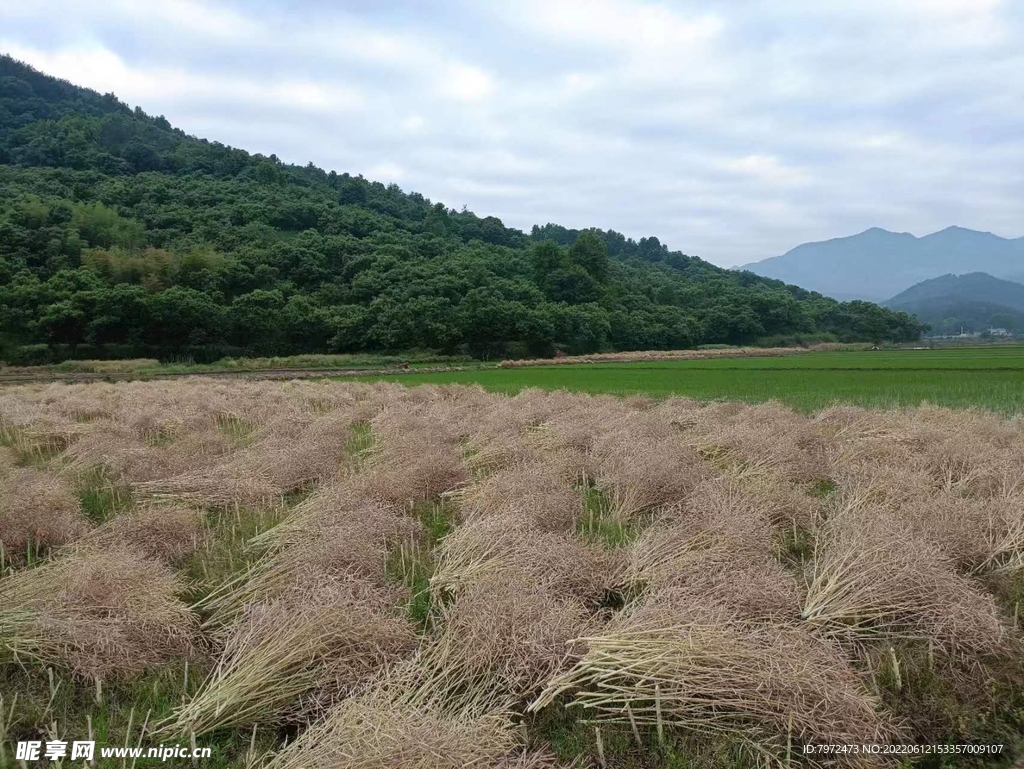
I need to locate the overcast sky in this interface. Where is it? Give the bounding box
[2,0,1022,266]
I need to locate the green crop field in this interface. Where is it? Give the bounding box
[359,346,1024,414]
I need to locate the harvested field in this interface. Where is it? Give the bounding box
[497,345,852,367]
[1,378,1024,767]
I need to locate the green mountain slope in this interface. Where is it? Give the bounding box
[0,55,924,364]
[884,272,1024,335]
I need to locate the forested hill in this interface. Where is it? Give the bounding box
[0,55,924,364]
[884,272,1024,335]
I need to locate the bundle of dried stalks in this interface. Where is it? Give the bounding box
[0,415,80,462]
[123,407,188,443]
[591,432,705,519]
[802,503,1008,654]
[365,449,468,508]
[421,571,590,702]
[975,495,1024,573]
[530,598,895,764]
[371,398,462,444]
[83,502,206,563]
[40,382,119,422]
[821,406,1024,499]
[431,515,619,604]
[202,498,419,625]
[676,476,777,545]
[628,530,802,622]
[493,751,588,768]
[64,426,181,484]
[0,544,195,679]
[830,454,1024,574]
[134,410,353,508]
[0,466,89,558]
[827,462,933,510]
[0,389,45,431]
[458,462,583,531]
[262,478,413,543]
[476,388,582,431]
[460,396,542,474]
[857,484,1024,576]
[266,675,517,769]
[694,402,832,484]
[750,474,822,531]
[521,394,631,459]
[465,432,537,476]
[64,412,237,486]
[364,404,470,505]
[303,380,399,418]
[166,576,415,736]
[916,434,1022,498]
[467,389,611,465]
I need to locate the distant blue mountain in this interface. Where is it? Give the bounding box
[739,226,1024,301]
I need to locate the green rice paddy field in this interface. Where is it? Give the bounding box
[361,346,1024,414]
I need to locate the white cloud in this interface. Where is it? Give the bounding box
[2,42,364,114]
[517,0,722,50]
[438,62,494,102]
[131,0,259,41]
[563,72,602,95]
[366,162,404,182]
[723,155,810,186]
[401,114,426,134]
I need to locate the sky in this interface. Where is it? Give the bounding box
[2,0,1022,267]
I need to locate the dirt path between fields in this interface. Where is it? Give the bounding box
[0,365,475,386]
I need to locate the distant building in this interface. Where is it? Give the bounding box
[987,327,1011,337]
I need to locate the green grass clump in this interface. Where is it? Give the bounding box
[183,506,288,603]
[52,358,163,374]
[869,641,1024,764]
[810,478,837,498]
[76,467,134,524]
[577,484,643,549]
[773,524,815,570]
[0,664,278,768]
[0,425,67,467]
[214,414,255,446]
[344,421,374,460]
[386,542,435,631]
[527,702,767,769]
[385,499,457,630]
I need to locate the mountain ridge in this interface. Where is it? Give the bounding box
[883,271,1024,335]
[740,227,1024,301]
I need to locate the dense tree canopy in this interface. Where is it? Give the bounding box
[0,55,925,364]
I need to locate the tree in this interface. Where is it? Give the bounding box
[88,284,150,344]
[550,303,610,354]
[568,230,610,282]
[37,298,89,345]
[531,241,568,280]
[228,289,286,351]
[456,289,533,359]
[147,287,225,347]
